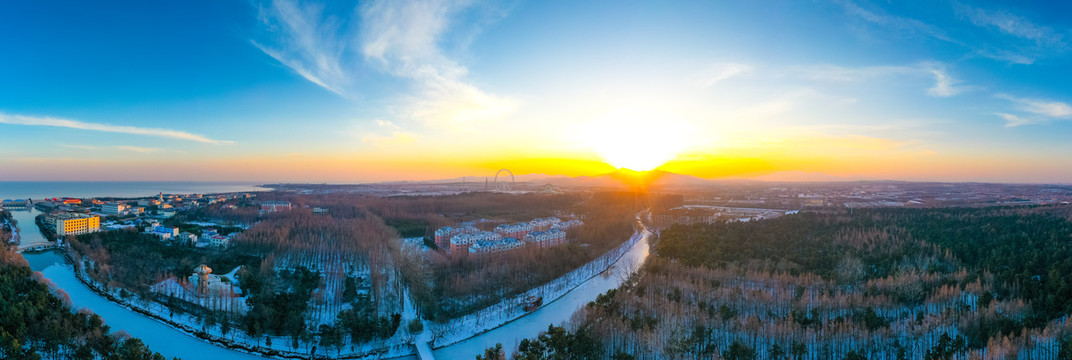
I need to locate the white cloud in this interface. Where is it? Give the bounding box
[835,0,955,43]
[254,0,349,97]
[926,68,961,97]
[956,3,1066,48]
[698,63,753,87]
[0,114,232,144]
[254,0,518,131]
[359,0,519,130]
[59,144,100,150]
[796,63,965,97]
[115,146,163,153]
[996,112,1037,127]
[998,95,1072,119]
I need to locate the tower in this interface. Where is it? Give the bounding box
[195,264,212,296]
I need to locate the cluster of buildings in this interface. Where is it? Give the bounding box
[142,221,236,249]
[435,216,584,256]
[34,192,255,221]
[197,228,236,248]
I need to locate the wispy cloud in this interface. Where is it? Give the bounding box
[115,146,163,153]
[837,1,1067,65]
[995,95,1072,127]
[59,144,100,150]
[254,0,518,131]
[995,113,1037,127]
[697,63,753,87]
[253,0,349,97]
[0,114,232,144]
[956,3,1066,47]
[359,0,519,130]
[955,3,1068,65]
[998,94,1072,118]
[834,0,955,43]
[796,62,965,97]
[926,67,961,97]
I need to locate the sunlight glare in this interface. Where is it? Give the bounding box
[580,108,692,171]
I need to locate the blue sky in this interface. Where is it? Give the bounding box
[1,0,1070,182]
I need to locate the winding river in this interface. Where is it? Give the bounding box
[20,219,652,360]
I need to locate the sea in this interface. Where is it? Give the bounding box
[0,181,269,200]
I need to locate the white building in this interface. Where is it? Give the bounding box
[102,202,128,216]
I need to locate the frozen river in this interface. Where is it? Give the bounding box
[433,227,651,358]
[9,206,48,247]
[22,224,652,360]
[25,251,282,360]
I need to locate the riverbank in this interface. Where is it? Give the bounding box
[36,213,651,360]
[60,247,413,360]
[430,226,647,349]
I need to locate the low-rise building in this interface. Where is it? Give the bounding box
[178,231,198,245]
[551,219,584,231]
[147,226,179,240]
[494,222,534,239]
[102,202,128,216]
[524,228,567,248]
[529,217,562,231]
[198,229,235,248]
[51,213,100,236]
[434,225,478,248]
[469,237,524,255]
[209,234,232,248]
[450,231,502,254]
[260,201,291,213]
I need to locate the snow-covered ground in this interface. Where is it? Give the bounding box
[24,214,650,360]
[430,229,646,348]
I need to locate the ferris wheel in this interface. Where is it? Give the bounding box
[494,169,514,192]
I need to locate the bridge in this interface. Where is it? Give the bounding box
[16,241,59,253]
[414,339,435,360]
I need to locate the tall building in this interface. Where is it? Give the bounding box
[52,213,100,236]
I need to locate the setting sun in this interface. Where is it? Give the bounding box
[579,108,692,171]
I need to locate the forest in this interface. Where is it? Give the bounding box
[0,246,175,360]
[484,205,1072,359]
[68,229,257,296]
[62,191,651,356]
[1,209,13,243]
[401,192,643,320]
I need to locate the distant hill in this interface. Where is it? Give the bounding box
[746,171,856,182]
